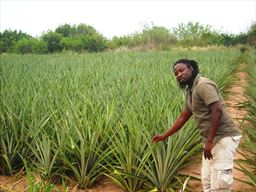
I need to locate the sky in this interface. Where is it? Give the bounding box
[0,0,255,39]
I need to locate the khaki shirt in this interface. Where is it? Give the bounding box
[185,75,241,144]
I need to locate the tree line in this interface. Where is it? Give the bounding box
[0,22,255,54]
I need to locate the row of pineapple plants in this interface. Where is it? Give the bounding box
[0,49,239,191]
[236,50,256,187]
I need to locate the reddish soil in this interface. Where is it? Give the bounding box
[0,175,123,192]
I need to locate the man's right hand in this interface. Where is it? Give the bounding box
[152,134,165,143]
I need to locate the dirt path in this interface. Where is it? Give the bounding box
[225,66,254,192]
[179,64,254,192]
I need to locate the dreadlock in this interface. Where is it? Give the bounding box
[173,59,199,80]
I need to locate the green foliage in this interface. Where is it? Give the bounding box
[234,50,253,66]
[109,35,132,49]
[60,35,107,52]
[56,23,107,52]
[240,46,249,53]
[2,21,256,54]
[235,33,248,45]
[55,24,75,37]
[14,38,47,54]
[42,31,64,52]
[173,21,214,47]
[0,94,30,175]
[217,33,238,47]
[236,52,256,187]
[23,158,56,192]
[27,134,60,180]
[0,29,31,53]
[171,21,254,47]
[61,37,83,52]
[139,25,176,49]
[0,23,108,54]
[110,25,176,50]
[0,50,238,191]
[247,22,256,47]
[143,126,201,192]
[76,23,97,36]
[81,34,107,52]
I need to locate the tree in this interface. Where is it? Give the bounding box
[234,33,248,45]
[81,34,107,52]
[76,24,97,36]
[113,24,177,50]
[55,24,75,37]
[110,35,132,49]
[57,23,107,52]
[61,37,83,52]
[217,33,238,47]
[0,30,31,53]
[41,31,63,52]
[247,22,256,47]
[140,25,176,49]
[173,22,213,47]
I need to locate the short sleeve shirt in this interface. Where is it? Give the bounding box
[185,75,241,144]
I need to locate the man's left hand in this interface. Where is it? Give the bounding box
[204,141,213,160]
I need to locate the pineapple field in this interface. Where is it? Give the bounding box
[0,49,255,191]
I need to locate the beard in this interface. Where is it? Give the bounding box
[177,76,194,89]
[178,81,188,89]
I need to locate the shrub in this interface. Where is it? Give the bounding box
[14,38,47,54]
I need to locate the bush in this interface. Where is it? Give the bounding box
[61,37,83,52]
[81,35,107,52]
[14,38,47,54]
[240,46,249,53]
[42,31,63,52]
[0,30,31,53]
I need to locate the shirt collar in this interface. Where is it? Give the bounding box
[189,74,200,93]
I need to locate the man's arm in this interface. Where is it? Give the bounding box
[204,101,223,160]
[152,109,192,143]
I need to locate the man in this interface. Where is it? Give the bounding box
[152,59,242,192]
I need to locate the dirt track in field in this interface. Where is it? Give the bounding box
[0,64,254,192]
[226,66,254,192]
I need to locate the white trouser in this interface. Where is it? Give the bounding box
[201,136,241,192]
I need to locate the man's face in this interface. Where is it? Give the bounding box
[173,63,193,88]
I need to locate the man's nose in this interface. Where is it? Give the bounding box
[176,73,182,78]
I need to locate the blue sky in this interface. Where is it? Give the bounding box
[1,0,255,38]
